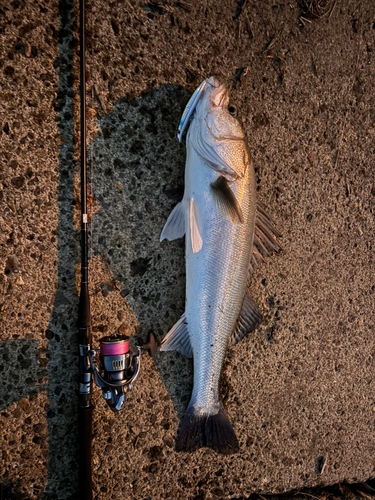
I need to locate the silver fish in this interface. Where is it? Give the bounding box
[160,77,281,454]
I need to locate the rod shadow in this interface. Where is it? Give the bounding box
[43,0,80,498]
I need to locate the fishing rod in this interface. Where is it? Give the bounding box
[77,1,156,498]
[77,0,92,496]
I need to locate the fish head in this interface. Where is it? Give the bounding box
[184,77,249,180]
[203,76,245,142]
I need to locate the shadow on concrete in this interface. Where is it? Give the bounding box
[90,84,194,419]
[0,340,47,412]
[0,1,78,498]
[43,3,194,499]
[43,0,80,498]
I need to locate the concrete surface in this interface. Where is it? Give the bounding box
[0,0,375,498]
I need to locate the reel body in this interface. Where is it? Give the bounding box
[89,336,140,411]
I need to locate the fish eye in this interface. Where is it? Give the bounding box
[228,105,237,117]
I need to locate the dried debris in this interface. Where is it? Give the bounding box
[298,0,336,22]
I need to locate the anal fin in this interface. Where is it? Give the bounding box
[159,313,193,358]
[230,289,263,346]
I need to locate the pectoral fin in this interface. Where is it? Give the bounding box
[190,198,203,253]
[160,313,193,358]
[230,289,263,346]
[210,176,244,224]
[160,201,186,242]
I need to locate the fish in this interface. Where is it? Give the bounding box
[159,76,281,454]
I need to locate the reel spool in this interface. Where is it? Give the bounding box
[88,333,156,411]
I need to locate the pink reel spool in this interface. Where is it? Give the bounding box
[100,337,129,356]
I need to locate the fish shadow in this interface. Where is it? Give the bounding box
[91,85,195,418]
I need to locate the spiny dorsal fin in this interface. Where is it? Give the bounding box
[250,201,282,275]
[249,247,266,277]
[210,176,244,224]
[159,313,193,358]
[160,201,186,242]
[190,198,203,253]
[230,289,263,346]
[257,201,282,238]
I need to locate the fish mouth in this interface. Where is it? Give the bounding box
[209,83,227,108]
[206,77,228,108]
[207,76,221,88]
[177,78,210,142]
[177,76,227,142]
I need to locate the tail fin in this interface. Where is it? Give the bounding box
[175,402,239,455]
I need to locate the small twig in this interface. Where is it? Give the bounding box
[294,493,320,500]
[245,12,253,40]
[235,19,242,40]
[334,110,349,169]
[345,177,351,197]
[265,55,286,63]
[328,0,337,18]
[357,491,372,500]
[319,8,332,18]
[262,36,278,53]
[93,83,105,112]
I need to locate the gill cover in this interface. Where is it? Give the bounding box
[186,78,249,181]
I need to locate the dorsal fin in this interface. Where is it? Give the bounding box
[250,201,282,275]
[230,289,263,346]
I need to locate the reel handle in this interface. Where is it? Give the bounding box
[141,332,157,358]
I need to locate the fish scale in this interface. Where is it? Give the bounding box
[186,151,254,414]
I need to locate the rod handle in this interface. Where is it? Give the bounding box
[78,405,93,500]
[78,283,91,329]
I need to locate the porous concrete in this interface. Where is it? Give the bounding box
[0,0,375,499]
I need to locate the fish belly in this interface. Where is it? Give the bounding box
[184,148,256,416]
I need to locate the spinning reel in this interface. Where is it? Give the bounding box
[88,333,157,411]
